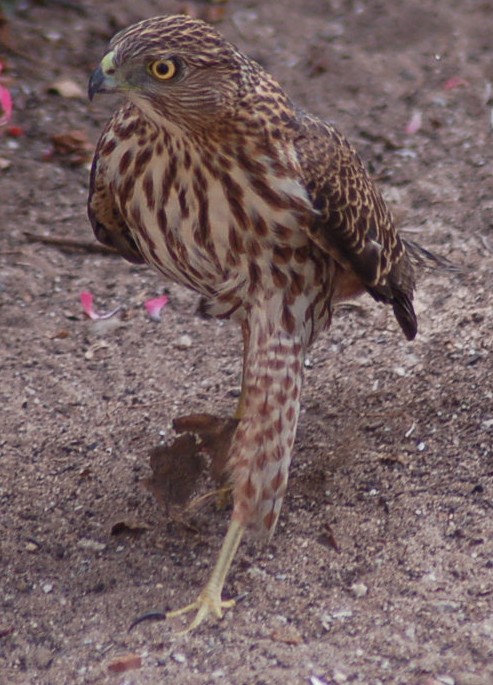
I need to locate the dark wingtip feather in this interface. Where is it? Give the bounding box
[393,295,417,341]
[403,239,458,273]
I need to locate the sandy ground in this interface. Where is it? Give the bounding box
[1,1,492,684]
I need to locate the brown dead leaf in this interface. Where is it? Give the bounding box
[144,433,205,508]
[49,329,70,340]
[107,653,142,674]
[318,522,340,552]
[44,130,94,166]
[110,518,151,536]
[0,626,14,639]
[173,413,238,483]
[179,2,227,23]
[271,626,304,645]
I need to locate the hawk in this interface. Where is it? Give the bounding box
[88,14,421,631]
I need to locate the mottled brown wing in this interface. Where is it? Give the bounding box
[87,117,145,265]
[294,112,417,340]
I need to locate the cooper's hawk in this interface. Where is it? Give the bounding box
[88,15,421,631]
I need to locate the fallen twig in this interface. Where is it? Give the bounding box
[23,232,117,256]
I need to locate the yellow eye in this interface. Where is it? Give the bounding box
[148,59,177,81]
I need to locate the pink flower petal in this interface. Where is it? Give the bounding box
[444,76,468,91]
[80,291,121,321]
[405,110,422,135]
[144,295,169,321]
[0,85,12,126]
[80,291,97,319]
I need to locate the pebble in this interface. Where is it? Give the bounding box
[172,652,186,664]
[454,674,490,685]
[176,334,192,349]
[30,646,53,669]
[212,669,226,679]
[350,582,368,598]
[309,677,328,685]
[77,538,106,552]
[437,676,455,685]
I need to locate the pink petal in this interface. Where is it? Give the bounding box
[144,295,169,321]
[80,291,98,320]
[80,291,121,321]
[405,110,422,135]
[444,76,468,91]
[0,85,12,126]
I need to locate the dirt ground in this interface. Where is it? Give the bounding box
[1,0,492,683]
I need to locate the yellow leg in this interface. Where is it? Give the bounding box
[167,518,245,633]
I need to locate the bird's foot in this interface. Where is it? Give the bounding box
[167,588,236,634]
[168,519,245,633]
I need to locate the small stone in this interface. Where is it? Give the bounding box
[433,600,461,613]
[212,669,226,678]
[77,538,106,552]
[172,652,186,664]
[25,542,39,552]
[437,675,455,685]
[30,646,53,669]
[42,583,53,594]
[309,677,328,685]
[331,609,353,620]
[350,582,368,598]
[454,673,490,685]
[176,334,192,349]
[333,670,348,683]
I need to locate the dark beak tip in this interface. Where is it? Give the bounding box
[88,65,105,102]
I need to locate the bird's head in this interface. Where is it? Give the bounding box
[88,15,252,129]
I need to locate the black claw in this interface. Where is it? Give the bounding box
[231,592,248,605]
[128,610,168,632]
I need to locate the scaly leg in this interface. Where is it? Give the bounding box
[166,518,245,632]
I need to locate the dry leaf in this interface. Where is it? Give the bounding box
[110,518,151,536]
[271,626,304,645]
[44,130,94,166]
[107,654,142,674]
[145,433,205,508]
[84,340,110,360]
[179,2,227,23]
[49,329,70,340]
[173,413,238,483]
[47,78,85,99]
[319,522,340,552]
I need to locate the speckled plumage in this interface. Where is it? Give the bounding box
[88,14,420,629]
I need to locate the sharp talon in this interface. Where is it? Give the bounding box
[231,591,248,605]
[128,610,167,632]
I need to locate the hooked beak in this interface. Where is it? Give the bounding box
[88,53,117,101]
